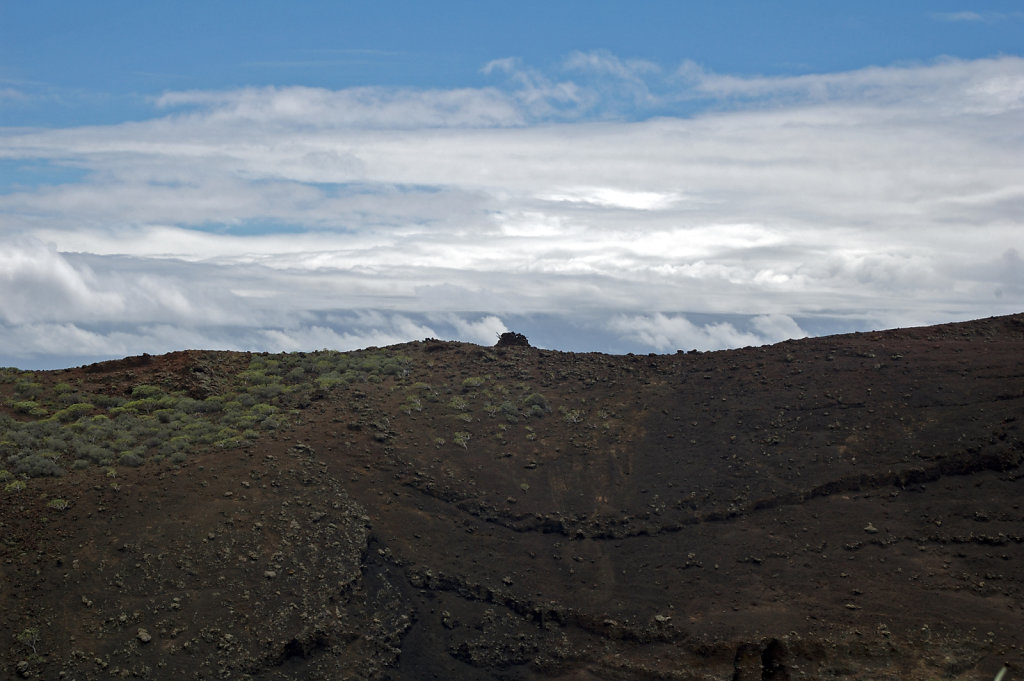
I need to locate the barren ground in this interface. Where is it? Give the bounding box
[2,314,1023,680]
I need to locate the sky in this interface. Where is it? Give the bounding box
[1,2,1023,369]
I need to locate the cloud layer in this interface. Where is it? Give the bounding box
[2,54,1023,367]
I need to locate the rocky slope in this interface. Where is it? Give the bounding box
[2,314,1023,680]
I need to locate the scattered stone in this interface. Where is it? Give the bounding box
[137,628,152,643]
[864,523,879,534]
[264,570,277,579]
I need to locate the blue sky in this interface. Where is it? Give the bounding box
[1,2,1023,367]
[6,1,1024,125]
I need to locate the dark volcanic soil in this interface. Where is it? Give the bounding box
[3,315,1024,680]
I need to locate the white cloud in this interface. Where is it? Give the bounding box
[609,313,807,352]
[540,187,682,210]
[750,314,808,343]
[442,314,509,346]
[931,11,985,22]
[931,11,1024,23]
[563,50,659,80]
[257,315,438,352]
[675,55,1024,116]
[480,57,588,118]
[155,85,527,129]
[0,239,125,324]
[1,54,1023,365]
[0,87,29,103]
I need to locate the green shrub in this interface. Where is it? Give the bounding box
[522,393,551,415]
[239,369,273,385]
[15,627,39,654]
[159,436,190,455]
[154,408,182,424]
[316,373,345,389]
[56,391,89,407]
[14,379,43,398]
[74,443,111,464]
[5,480,27,492]
[11,400,47,417]
[249,357,280,372]
[562,408,584,424]
[122,397,159,414]
[251,403,277,417]
[499,400,520,423]
[52,402,94,423]
[176,397,201,414]
[380,358,409,376]
[131,384,164,399]
[118,451,144,467]
[400,397,423,414]
[92,394,125,408]
[14,454,63,478]
[183,421,220,444]
[47,498,70,511]
[197,396,225,413]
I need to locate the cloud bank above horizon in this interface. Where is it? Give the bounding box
[2,51,1023,368]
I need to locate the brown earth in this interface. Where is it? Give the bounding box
[2,314,1024,680]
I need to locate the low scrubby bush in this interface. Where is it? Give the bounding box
[14,453,63,477]
[522,393,551,415]
[52,402,94,423]
[118,451,144,467]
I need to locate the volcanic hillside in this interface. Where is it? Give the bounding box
[2,315,1024,680]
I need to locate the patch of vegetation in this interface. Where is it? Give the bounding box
[561,408,585,424]
[522,393,551,416]
[448,396,470,412]
[46,498,70,511]
[15,627,40,655]
[462,376,486,390]
[0,347,416,480]
[11,400,48,417]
